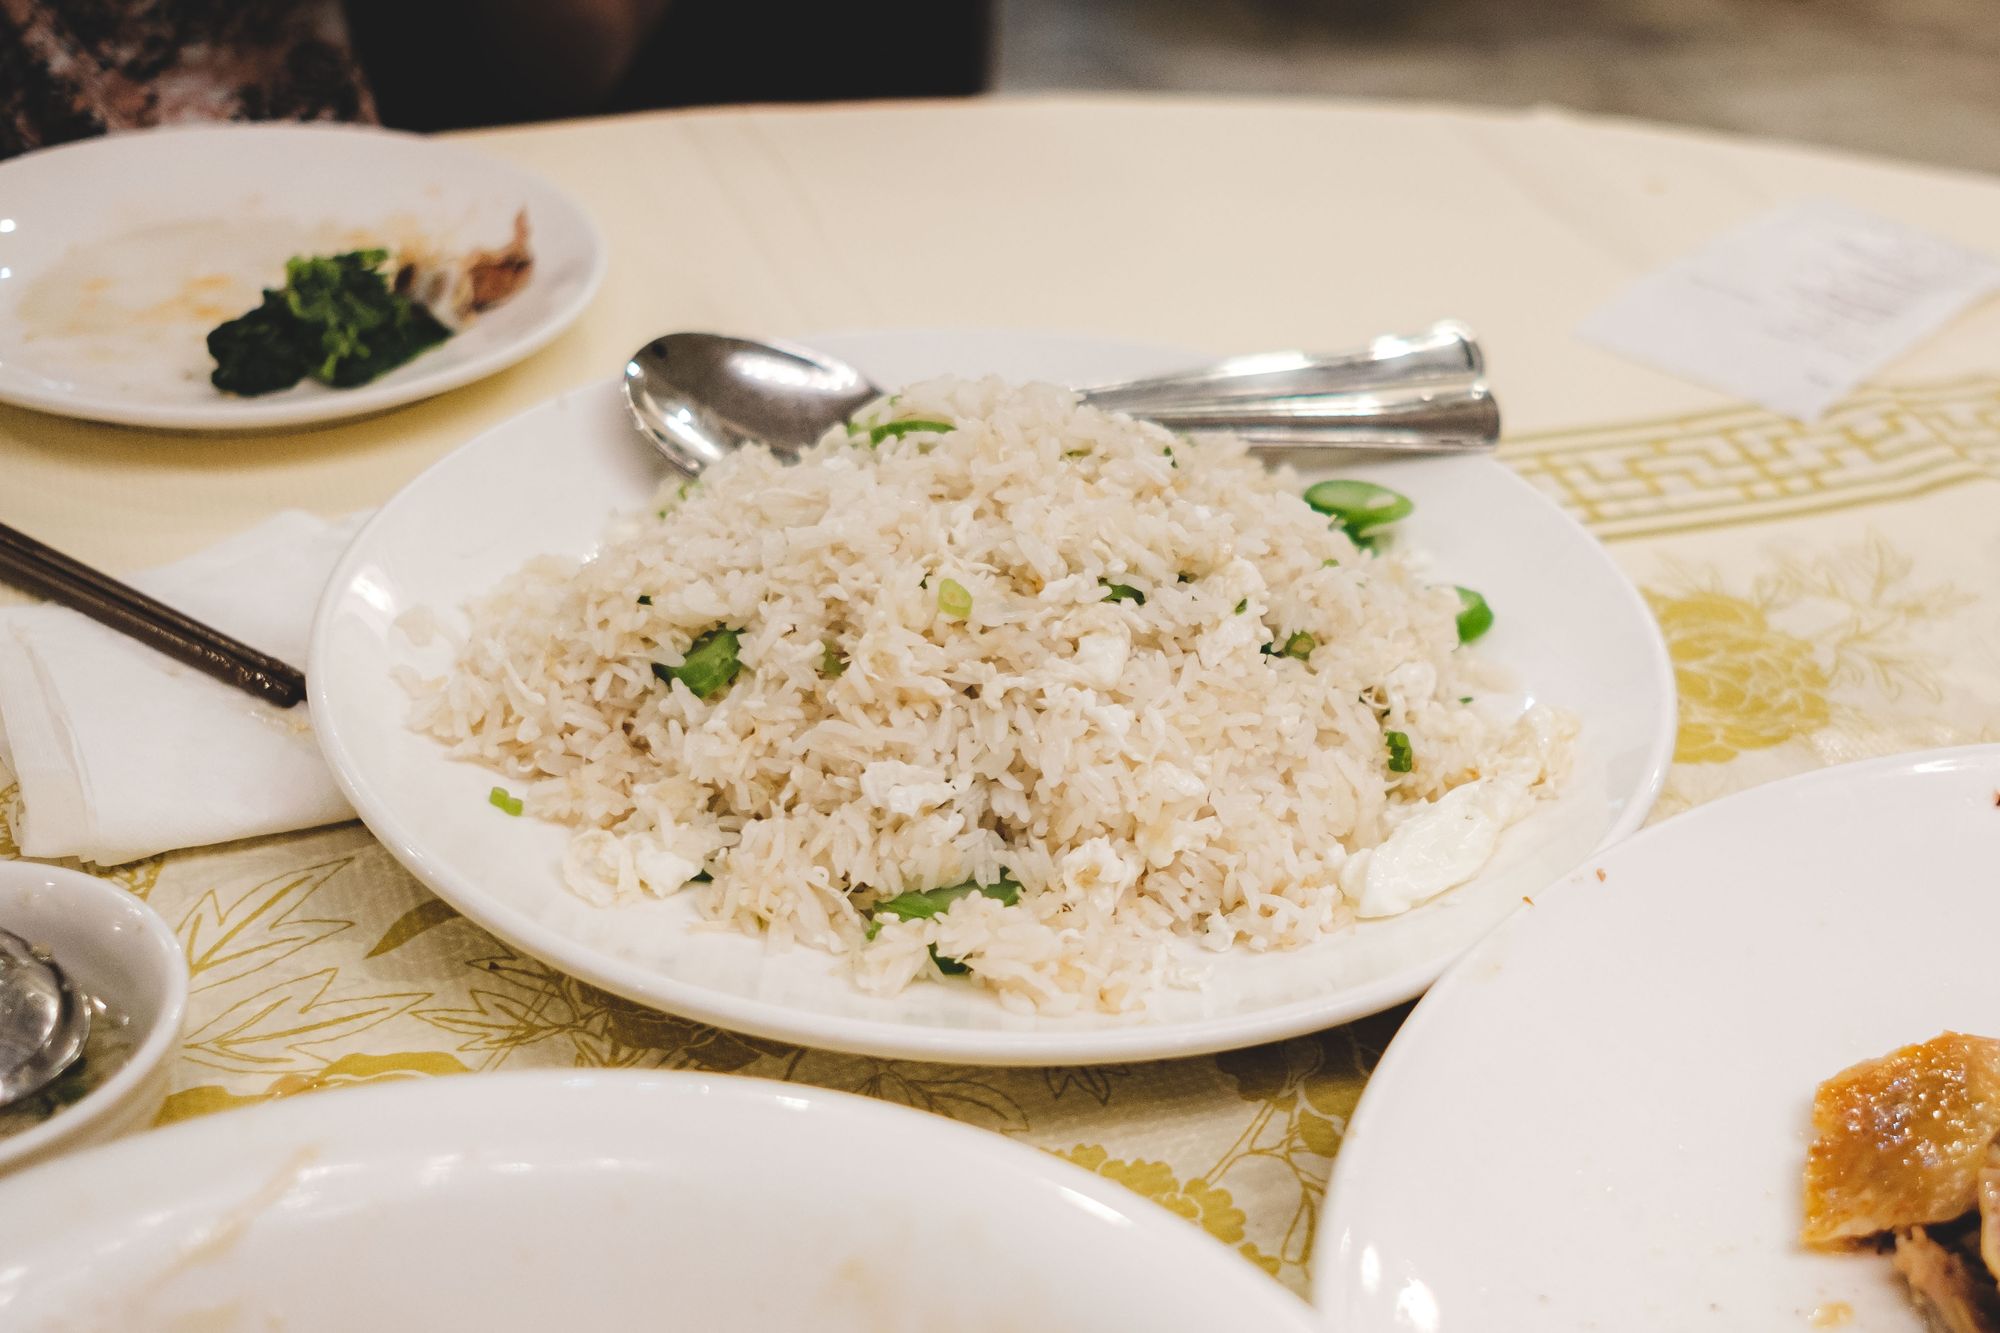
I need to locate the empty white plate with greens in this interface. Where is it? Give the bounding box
[0,124,602,430]
[309,328,1673,1065]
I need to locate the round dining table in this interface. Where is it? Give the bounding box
[6,94,2000,1301]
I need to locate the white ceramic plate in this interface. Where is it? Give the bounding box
[0,124,603,429]
[0,1070,1319,1332]
[1312,745,2000,1331]
[310,328,1673,1064]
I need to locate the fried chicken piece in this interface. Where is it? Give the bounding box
[1892,1224,2000,1333]
[461,209,534,313]
[1804,1033,2000,1247]
[1981,1162,1999,1278]
[393,209,534,328]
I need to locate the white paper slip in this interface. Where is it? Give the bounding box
[1577,199,2000,420]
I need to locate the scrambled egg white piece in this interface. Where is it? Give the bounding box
[562,824,716,906]
[1341,776,1530,919]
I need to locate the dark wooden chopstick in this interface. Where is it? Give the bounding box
[0,521,307,709]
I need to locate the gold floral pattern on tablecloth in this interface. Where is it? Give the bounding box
[7,376,2000,1298]
[1643,534,1970,765]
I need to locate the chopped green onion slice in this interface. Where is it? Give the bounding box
[1455,586,1494,643]
[1233,598,1248,615]
[938,578,973,619]
[1322,558,1340,568]
[1304,479,1414,533]
[869,418,955,446]
[820,641,847,677]
[1177,572,1195,583]
[636,594,652,606]
[1385,730,1414,773]
[651,626,742,701]
[1100,580,1146,605]
[1281,631,1316,660]
[488,787,524,817]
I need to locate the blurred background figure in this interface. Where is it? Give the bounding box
[7,0,1996,176]
[0,0,994,158]
[0,0,378,156]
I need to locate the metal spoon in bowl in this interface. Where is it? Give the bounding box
[624,323,1499,477]
[0,928,90,1112]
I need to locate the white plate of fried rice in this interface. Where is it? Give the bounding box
[310,329,1673,1064]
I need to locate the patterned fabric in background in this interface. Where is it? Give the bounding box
[6,380,2000,1296]
[0,0,376,159]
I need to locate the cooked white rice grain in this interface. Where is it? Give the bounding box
[410,377,1572,1013]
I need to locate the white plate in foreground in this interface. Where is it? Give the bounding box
[0,124,603,429]
[1312,745,2000,1330]
[0,1070,1318,1331]
[310,328,1672,1064]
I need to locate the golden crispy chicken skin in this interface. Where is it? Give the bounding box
[1803,1033,2000,1248]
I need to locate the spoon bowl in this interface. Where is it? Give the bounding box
[625,334,876,475]
[0,927,89,1111]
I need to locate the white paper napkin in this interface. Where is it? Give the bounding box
[1578,199,2000,421]
[0,511,366,865]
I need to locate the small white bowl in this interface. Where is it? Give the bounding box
[0,862,187,1175]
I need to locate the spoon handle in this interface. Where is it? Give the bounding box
[1139,382,1499,453]
[1080,322,1480,410]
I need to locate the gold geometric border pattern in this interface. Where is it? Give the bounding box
[1503,375,2000,541]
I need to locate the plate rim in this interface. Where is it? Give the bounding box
[1309,741,2000,1317]
[0,1066,1319,1327]
[308,341,1675,1065]
[0,122,606,431]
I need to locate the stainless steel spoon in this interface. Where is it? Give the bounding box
[0,927,89,1111]
[624,324,1498,477]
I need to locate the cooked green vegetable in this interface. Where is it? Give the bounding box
[820,641,847,677]
[488,787,524,816]
[1280,631,1316,660]
[867,875,1023,973]
[1233,598,1248,614]
[1384,730,1414,773]
[636,594,652,606]
[651,627,742,700]
[207,249,451,396]
[868,418,955,446]
[1303,479,1414,534]
[1100,581,1146,605]
[204,292,313,396]
[938,578,973,619]
[1454,586,1494,643]
[870,875,1019,922]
